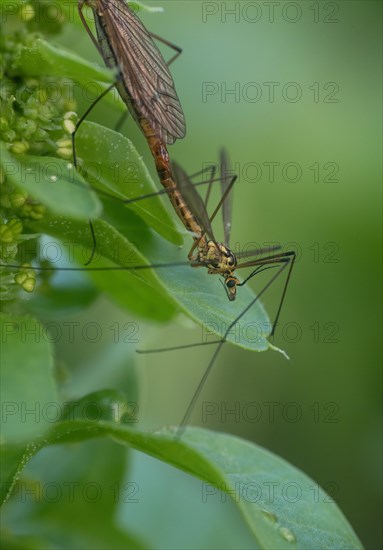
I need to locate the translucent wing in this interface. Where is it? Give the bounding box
[219,149,234,246]
[94,0,186,144]
[171,162,215,241]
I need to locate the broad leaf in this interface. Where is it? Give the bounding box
[0,313,58,444]
[2,418,363,550]
[1,145,102,220]
[27,214,178,322]
[13,37,114,84]
[2,436,145,549]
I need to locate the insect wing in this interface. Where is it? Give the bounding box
[96,0,186,144]
[172,162,215,241]
[219,149,234,246]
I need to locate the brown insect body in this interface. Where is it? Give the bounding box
[141,120,239,294]
[78,0,244,299]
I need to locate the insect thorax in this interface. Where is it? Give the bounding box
[199,241,237,274]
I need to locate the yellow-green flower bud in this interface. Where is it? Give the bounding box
[11,141,29,154]
[36,88,48,105]
[29,203,46,220]
[63,119,76,135]
[63,112,77,135]
[1,242,18,261]
[9,192,27,208]
[57,147,73,159]
[0,225,13,243]
[15,268,36,292]
[8,219,23,235]
[56,138,72,148]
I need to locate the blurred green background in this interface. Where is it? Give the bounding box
[3,1,381,548]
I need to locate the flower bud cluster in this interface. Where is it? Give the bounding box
[1,2,76,299]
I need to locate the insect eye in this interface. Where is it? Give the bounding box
[227,279,236,288]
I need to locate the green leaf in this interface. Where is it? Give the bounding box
[24,271,99,317]
[2,439,146,549]
[59,389,131,423]
[0,313,58,444]
[13,37,114,84]
[0,532,49,549]
[28,214,178,321]
[3,420,363,549]
[11,36,123,112]
[75,122,183,246]
[1,145,102,219]
[0,443,30,504]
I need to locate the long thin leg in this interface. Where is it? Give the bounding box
[47,162,223,210]
[235,245,281,261]
[71,82,116,265]
[208,175,237,226]
[149,32,182,66]
[5,259,198,273]
[114,110,131,134]
[204,166,217,209]
[84,219,97,266]
[270,253,295,336]
[78,1,128,136]
[178,164,216,207]
[175,164,218,209]
[78,1,104,58]
[138,251,295,355]
[72,83,116,168]
[237,251,296,335]
[136,340,220,354]
[123,175,220,205]
[189,166,216,182]
[175,260,292,438]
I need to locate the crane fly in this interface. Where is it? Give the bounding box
[4,150,295,436]
[4,3,296,436]
[9,3,295,434]
[74,0,186,263]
